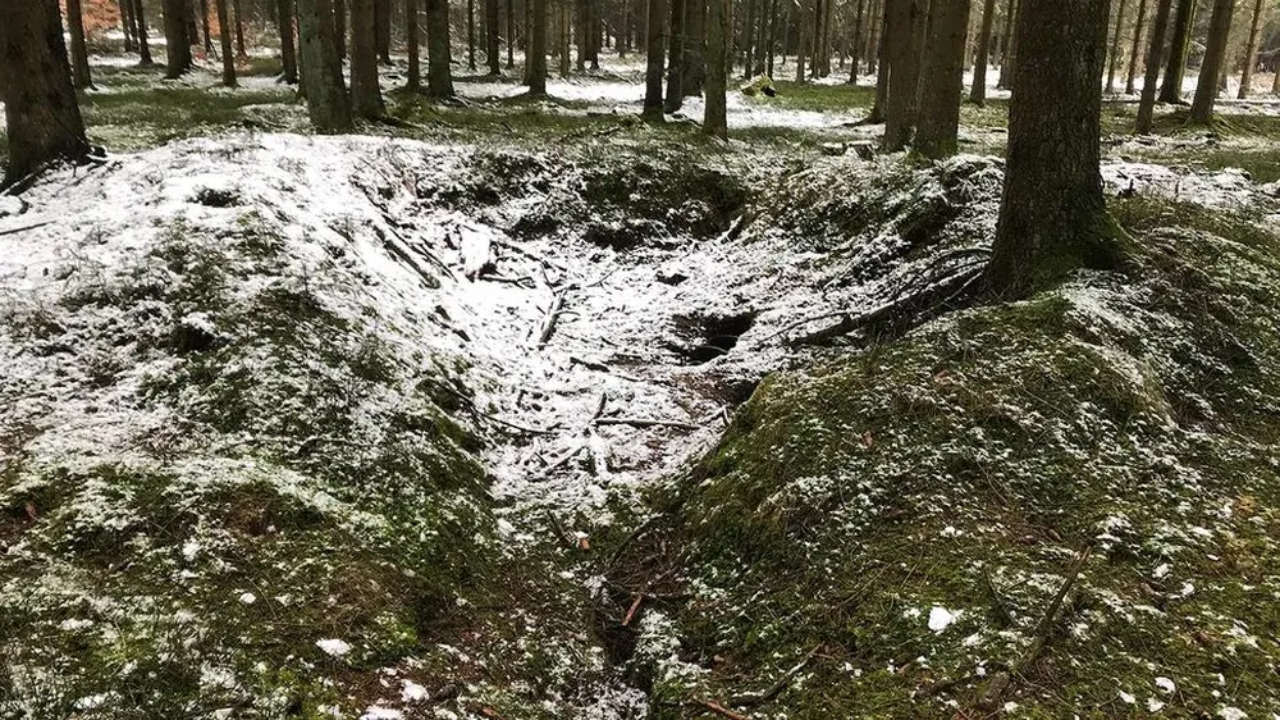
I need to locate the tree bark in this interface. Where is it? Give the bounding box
[427,0,456,95]
[986,0,1121,298]
[468,0,478,69]
[996,0,1016,89]
[665,0,686,110]
[1124,0,1148,93]
[201,0,214,52]
[506,0,515,67]
[916,0,971,158]
[67,0,94,90]
[277,0,299,81]
[970,0,997,103]
[642,0,666,117]
[1106,0,1129,93]
[1159,0,1195,103]
[882,0,925,151]
[1189,0,1235,122]
[375,0,392,63]
[407,0,422,89]
[335,0,346,59]
[233,0,247,55]
[297,0,353,130]
[133,0,155,64]
[164,0,195,77]
[527,0,548,92]
[1136,0,1172,131]
[703,0,729,137]
[1236,0,1263,97]
[216,0,237,85]
[487,0,501,71]
[684,0,707,95]
[796,0,810,82]
[351,0,385,116]
[868,2,889,121]
[0,0,93,188]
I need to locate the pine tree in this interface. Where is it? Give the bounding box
[703,0,729,137]
[427,0,456,96]
[216,0,237,86]
[916,0,971,159]
[1136,0,1173,132]
[642,0,667,118]
[297,0,354,130]
[1189,0,1236,123]
[67,0,94,90]
[351,0,386,117]
[1159,0,1196,102]
[970,0,998,104]
[882,0,925,151]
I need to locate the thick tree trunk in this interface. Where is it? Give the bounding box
[67,0,94,90]
[665,0,686,110]
[527,0,547,92]
[970,0,997,103]
[134,0,155,64]
[164,0,195,77]
[1189,0,1235,122]
[882,0,925,151]
[297,0,353,130]
[684,0,707,95]
[277,0,299,81]
[703,0,728,137]
[375,0,392,63]
[233,0,247,55]
[216,0,237,85]
[426,0,456,95]
[0,0,94,188]
[986,0,1121,298]
[1159,0,1195,102]
[1124,0,1148,93]
[996,0,1016,88]
[642,0,666,117]
[1135,0,1172,131]
[916,0,971,158]
[1106,0,1129,93]
[486,0,501,71]
[351,0,385,116]
[407,0,421,89]
[1236,0,1263,97]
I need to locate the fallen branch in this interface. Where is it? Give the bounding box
[0,220,54,237]
[727,644,823,708]
[689,698,751,720]
[594,417,700,431]
[536,289,568,349]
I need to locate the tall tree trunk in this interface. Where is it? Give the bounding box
[216,0,237,84]
[882,0,925,151]
[1236,0,1263,97]
[1159,0,1196,102]
[426,0,456,94]
[407,0,421,88]
[743,0,757,78]
[684,0,707,95]
[578,0,588,69]
[868,3,889,120]
[665,0,686,110]
[297,0,353,130]
[996,0,1016,88]
[866,0,881,73]
[164,0,195,77]
[819,0,835,75]
[0,0,93,188]
[559,0,571,76]
[374,0,392,63]
[1106,0,1129,92]
[985,0,1122,298]
[1189,0,1235,122]
[120,0,138,52]
[134,0,155,64]
[766,0,778,76]
[277,0,299,81]
[970,0,997,103]
[233,0,248,55]
[351,0,385,116]
[67,0,94,90]
[849,0,866,81]
[917,0,970,158]
[796,0,809,82]
[642,0,666,116]
[487,0,501,71]
[1135,0,1172,131]
[703,0,729,137]
[468,0,478,68]
[201,0,214,52]
[506,0,515,67]
[528,0,547,91]
[1124,0,1148,93]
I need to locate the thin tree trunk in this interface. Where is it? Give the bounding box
[297,0,353,130]
[560,0,571,76]
[1106,0,1129,93]
[1237,0,1263,97]
[996,0,1016,88]
[684,0,706,95]
[375,0,392,63]
[277,0,299,81]
[985,0,1122,298]
[67,0,94,90]
[335,0,346,59]
[704,0,729,137]
[351,0,385,116]
[216,0,237,84]
[743,0,757,79]
[665,0,687,110]
[507,0,515,67]
[970,0,997,103]
[0,0,93,187]
[120,0,138,52]
[468,0,478,68]
[642,0,665,116]
[487,0,501,71]
[407,0,421,88]
[134,0,155,64]
[1124,0,1148,93]
[1136,0,1173,131]
[201,0,214,52]
[1189,0,1235,122]
[865,0,881,74]
[917,0,970,158]
[820,0,834,75]
[848,0,866,82]
[868,3,888,120]
[882,0,925,150]
[796,0,809,82]
[427,0,456,95]
[766,0,778,76]
[1159,0,1196,102]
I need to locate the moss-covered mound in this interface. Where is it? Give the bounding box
[0,167,491,717]
[654,195,1280,716]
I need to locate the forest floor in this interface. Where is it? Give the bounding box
[3,46,1280,720]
